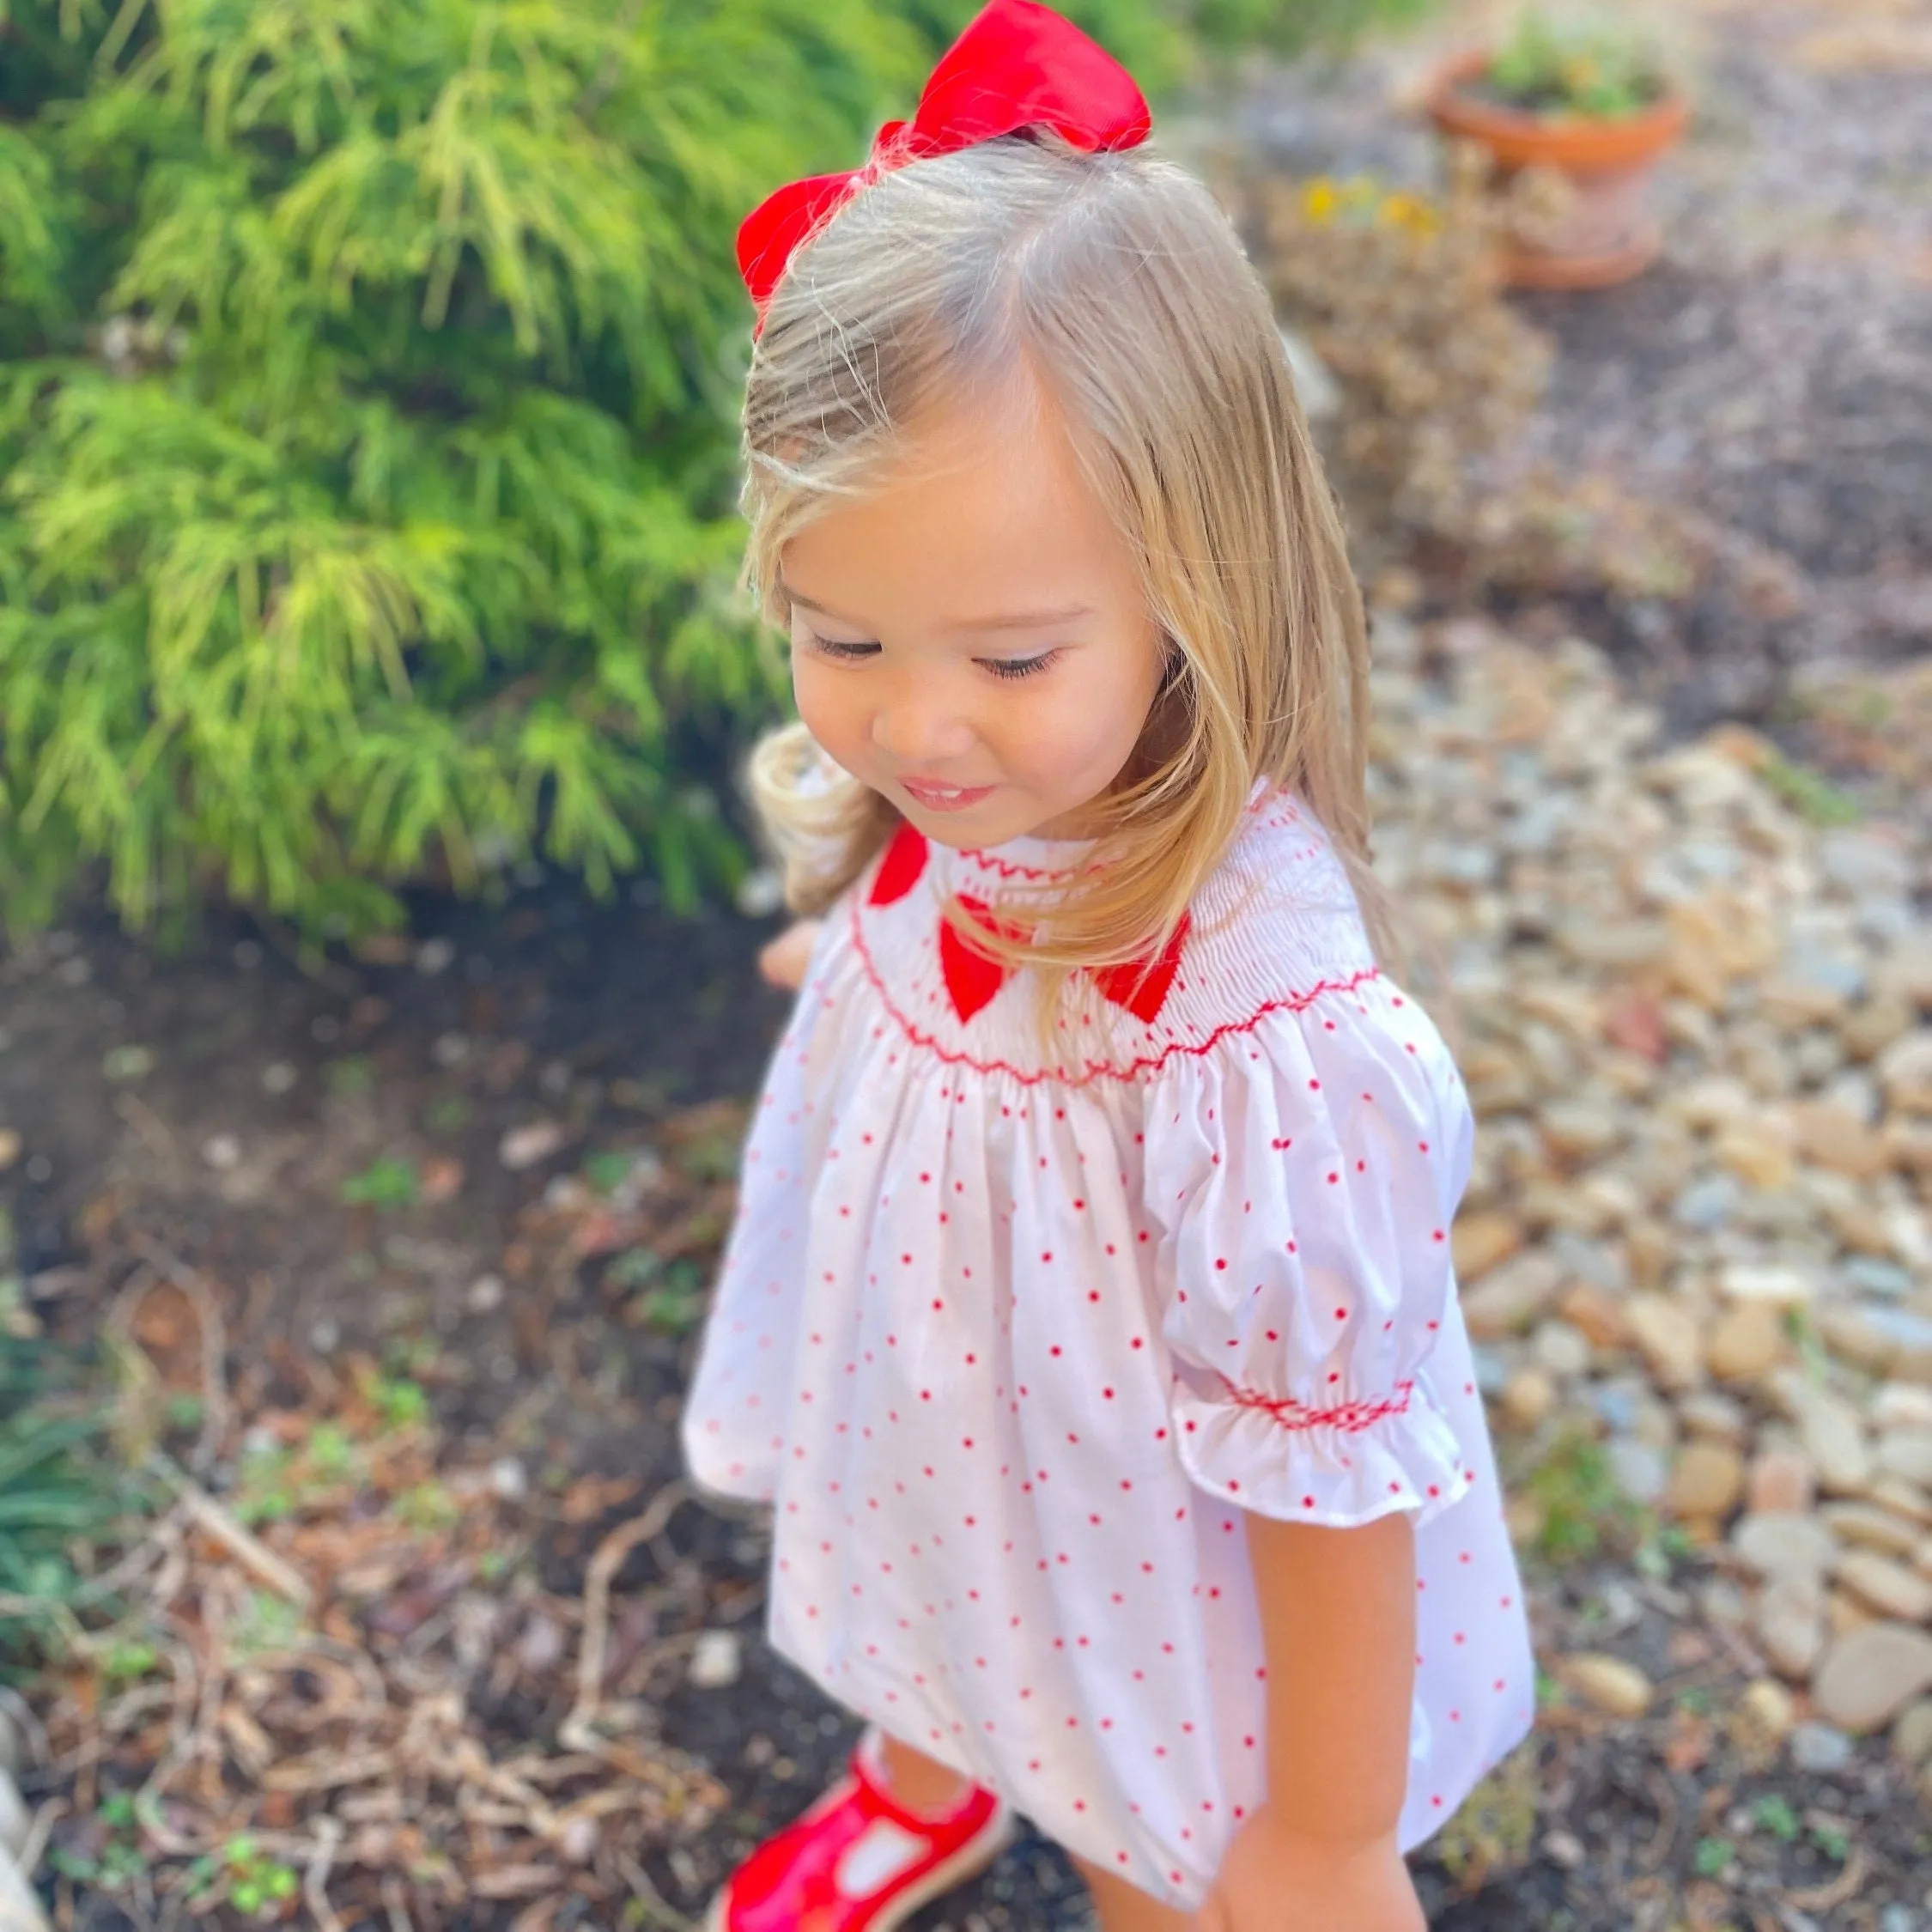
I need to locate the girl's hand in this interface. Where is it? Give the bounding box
[758,918,823,992]
[1193,1811,1424,1932]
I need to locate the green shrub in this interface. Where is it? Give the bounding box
[0,0,923,945]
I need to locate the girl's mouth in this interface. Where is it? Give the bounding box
[900,778,997,812]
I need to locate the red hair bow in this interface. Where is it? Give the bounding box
[736,0,1152,328]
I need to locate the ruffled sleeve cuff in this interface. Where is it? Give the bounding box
[1170,1367,1475,1530]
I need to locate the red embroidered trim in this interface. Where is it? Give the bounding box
[1214,1374,1415,1434]
[958,848,1087,883]
[846,891,1382,1087]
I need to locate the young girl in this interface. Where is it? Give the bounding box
[681,4,1535,1927]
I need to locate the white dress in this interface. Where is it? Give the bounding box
[681,781,1534,1911]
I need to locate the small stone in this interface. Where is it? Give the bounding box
[262,1060,298,1094]
[1674,1175,1741,1231]
[1869,1475,1932,1526]
[1666,1441,1744,1521]
[1716,1261,1815,1306]
[1892,1697,1932,1767]
[1715,1117,1796,1191]
[1530,1320,1593,1380]
[201,1133,242,1171]
[0,1131,19,1174]
[1811,1622,1932,1733]
[1747,1447,1816,1517]
[1875,1387,1932,1433]
[489,1456,528,1502]
[1822,1503,1923,1559]
[688,1629,743,1690]
[1678,1389,1748,1446]
[1735,1677,1796,1747]
[1836,1550,1932,1624]
[1877,1030,1932,1113]
[1557,1652,1653,1718]
[1706,1300,1785,1384]
[466,1273,505,1313]
[1878,1431,1932,1488]
[1540,1827,1586,1870]
[1818,1304,1932,1380]
[1788,1720,1855,1773]
[1754,1573,1826,1680]
[416,936,457,975]
[420,1157,465,1205]
[1557,1284,1629,1351]
[1801,1394,1874,1495]
[1732,1510,1838,1583]
[1459,1249,1562,1338]
[500,1120,566,1171]
[1452,1212,1528,1291]
[1827,1588,1875,1640]
[1502,1369,1556,1431]
[1607,1437,1669,1506]
[1625,1291,1703,1389]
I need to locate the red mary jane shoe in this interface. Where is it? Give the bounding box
[704,1730,1013,1932]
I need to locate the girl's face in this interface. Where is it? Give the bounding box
[781,384,1167,847]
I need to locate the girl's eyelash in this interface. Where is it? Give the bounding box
[803,632,1060,681]
[985,650,1058,680]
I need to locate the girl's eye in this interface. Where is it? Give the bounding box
[802,632,878,662]
[983,650,1059,681]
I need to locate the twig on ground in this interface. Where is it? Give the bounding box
[160,1461,313,1607]
[304,1816,348,1932]
[617,1853,699,1932]
[567,1480,688,1743]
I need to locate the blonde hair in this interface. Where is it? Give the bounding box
[738,131,1453,1052]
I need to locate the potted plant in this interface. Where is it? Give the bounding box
[1424,11,1688,289]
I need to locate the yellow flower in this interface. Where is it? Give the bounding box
[1379,191,1440,236]
[1301,177,1340,224]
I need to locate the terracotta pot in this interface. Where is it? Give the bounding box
[1424,48,1689,290]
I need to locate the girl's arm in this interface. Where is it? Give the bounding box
[1195,1511,1425,1932]
[758,918,823,991]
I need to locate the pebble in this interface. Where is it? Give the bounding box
[1754,1574,1826,1680]
[1822,1502,1923,1559]
[688,1630,743,1690]
[1878,1431,1932,1487]
[1735,1677,1795,1747]
[1501,1369,1556,1430]
[1893,1698,1932,1768]
[1556,1652,1653,1718]
[1705,1299,1785,1383]
[1787,1720,1854,1773]
[1731,1511,1838,1584]
[1665,1441,1744,1521]
[1835,1551,1932,1625]
[1606,1437,1668,1506]
[1810,1622,1932,1733]
[499,1120,566,1170]
[1746,1447,1816,1516]
[0,1132,19,1174]
[1625,1292,1704,1389]
[1798,1394,1874,1495]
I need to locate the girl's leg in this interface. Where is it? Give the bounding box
[875,1728,975,1813]
[1066,1852,1194,1932]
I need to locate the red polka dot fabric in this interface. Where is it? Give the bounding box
[680,781,1534,1910]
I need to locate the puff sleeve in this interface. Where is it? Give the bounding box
[1142,984,1478,1529]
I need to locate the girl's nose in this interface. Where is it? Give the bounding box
[871,689,976,766]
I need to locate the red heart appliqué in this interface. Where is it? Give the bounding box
[939,895,1032,1023]
[1087,912,1190,1024]
[869,823,929,906]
